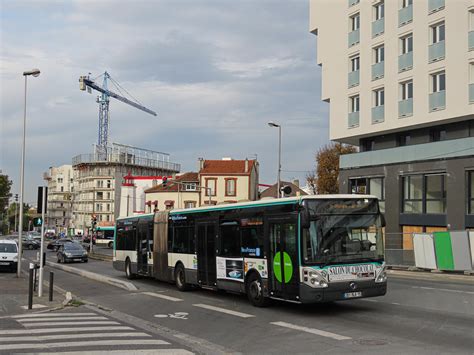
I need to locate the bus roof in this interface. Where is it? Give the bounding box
[116,194,377,221]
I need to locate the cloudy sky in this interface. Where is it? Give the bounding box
[0,0,328,203]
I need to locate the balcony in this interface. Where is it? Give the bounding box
[429,41,445,62]
[429,90,446,111]
[348,0,359,7]
[399,98,413,117]
[470,84,474,103]
[348,70,360,88]
[348,29,360,47]
[399,5,413,26]
[428,0,444,14]
[372,18,384,38]
[372,105,384,123]
[469,31,474,51]
[372,61,384,80]
[348,111,359,128]
[398,52,413,72]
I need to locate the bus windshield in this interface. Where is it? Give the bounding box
[302,199,384,265]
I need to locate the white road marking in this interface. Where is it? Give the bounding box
[412,286,474,295]
[271,321,352,341]
[0,332,151,342]
[391,302,401,305]
[11,312,97,318]
[17,316,108,322]
[31,350,193,355]
[0,326,133,335]
[0,339,170,351]
[193,304,255,318]
[21,320,120,327]
[142,291,183,302]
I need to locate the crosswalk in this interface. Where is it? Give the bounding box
[1,311,193,354]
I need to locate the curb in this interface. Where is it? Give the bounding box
[45,261,138,291]
[387,269,474,283]
[89,253,113,262]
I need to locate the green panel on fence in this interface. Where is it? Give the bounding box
[434,232,454,270]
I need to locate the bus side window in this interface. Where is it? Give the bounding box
[173,227,190,254]
[241,226,264,257]
[220,223,240,257]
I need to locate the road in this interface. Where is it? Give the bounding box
[2,247,473,354]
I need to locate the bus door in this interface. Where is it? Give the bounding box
[267,215,300,301]
[137,220,152,275]
[196,221,217,287]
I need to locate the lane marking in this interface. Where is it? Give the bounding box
[21,320,120,327]
[412,286,474,295]
[271,321,352,341]
[0,339,170,351]
[193,304,255,318]
[17,316,108,322]
[11,312,97,319]
[30,350,193,355]
[0,332,151,342]
[142,292,183,302]
[0,326,133,335]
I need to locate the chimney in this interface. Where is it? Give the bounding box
[245,158,249,172]
[198,158,204,171]
[293,179,300,187]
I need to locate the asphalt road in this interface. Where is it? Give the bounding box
[15,247,474,354]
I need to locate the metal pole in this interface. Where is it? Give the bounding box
[38,185,46,297]
[277,125,281,198]
[17,76,27,277]
[49,271,54,302]
[28,264,34,309]
[14,202,18,233]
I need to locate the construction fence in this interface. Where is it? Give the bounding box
[385,230,474,272]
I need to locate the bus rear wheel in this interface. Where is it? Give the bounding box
[246,273,269,307]
[125,259,135,280]
[175,264,190,291]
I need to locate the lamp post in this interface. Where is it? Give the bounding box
[17,68,40,277]
[267,121,282,198]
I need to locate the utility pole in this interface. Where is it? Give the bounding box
[38,185,46,297]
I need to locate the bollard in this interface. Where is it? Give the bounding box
[49,272,54,302]
[33,267,37,292]
[28,263,34,310]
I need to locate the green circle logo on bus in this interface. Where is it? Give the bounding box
[273,251,293,283]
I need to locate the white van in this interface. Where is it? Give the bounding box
[0,239,19,272]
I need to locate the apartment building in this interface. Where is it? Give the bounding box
[310,0,474,248]
[45,165,74,234]
[71,143,180,233]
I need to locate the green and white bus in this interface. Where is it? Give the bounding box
[113,195,387,306]
[95,226,115,248]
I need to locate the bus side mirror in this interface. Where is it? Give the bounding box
[380,213,386,228]
[301,209,311,229]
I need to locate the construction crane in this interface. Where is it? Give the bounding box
[79,71,157,152]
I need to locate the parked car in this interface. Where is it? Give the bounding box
[47,239,73,252]
[27,231,42,241]
[57,243,88,263]
[22,237,40,250]
[0,239,19,272]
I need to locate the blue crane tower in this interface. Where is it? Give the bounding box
[79,71,157,154]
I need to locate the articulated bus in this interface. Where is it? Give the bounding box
[113,195,387,306]
[95,226,115,248]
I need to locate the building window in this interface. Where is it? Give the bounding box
[398,133,411,146]
[350,177,385,212]
[225,178,237,196]
[107,180,111,188]
[469,62,474,103]
[97,180,103,188]
[184,201,196,209]
[468,171,474,214]
[351,56,360,72]
[350,95,360,113]
[430,127,447,142]
[402,0,412,7]
[205,178,217,196]
[401,34,413,55]
[106,204,110,211]
[374,88,384,107]
[429,22,445,62]
[431,22,445,44]
[361,139,375,152]
[403,174,446,214]
[374,1,384,21]
[97,192,103,200]
[432,71,446,92]
[430,71,446,111]
[374,45,385,64]
[351,13,360,31]
[401,80,413,100]
[372,45,385,80]
[184,183,197,191]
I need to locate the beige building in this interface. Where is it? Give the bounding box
[45,165,74,234]
[310,0,474,249]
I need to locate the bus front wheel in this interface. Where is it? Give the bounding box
[125,259,135,280]
[246,273,269,307]
[175,264,190,291]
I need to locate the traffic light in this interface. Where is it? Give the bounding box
[14,194,18,202]
[91,214,97,231]
[37,186,48,214]
[162,176,168,188]
[33,217,43,227]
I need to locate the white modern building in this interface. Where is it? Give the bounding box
[45,165,74,234]
[310,0,474,249]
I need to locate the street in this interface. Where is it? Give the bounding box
[0,247,472,354]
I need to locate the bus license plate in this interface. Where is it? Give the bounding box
[344,291,362,299]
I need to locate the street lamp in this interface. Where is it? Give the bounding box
[17,68,40,277]
[267,121,281,198]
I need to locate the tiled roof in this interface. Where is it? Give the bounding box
[199,159,255,175]
[260,181,308,198]
[144,172,198,193]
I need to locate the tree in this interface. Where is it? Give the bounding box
[0,174,12,234]
[314,143,356,194]
[305,171,317,195]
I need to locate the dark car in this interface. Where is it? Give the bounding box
[47,239,73,252]
[22,237,40,250]
[57,243,88,263]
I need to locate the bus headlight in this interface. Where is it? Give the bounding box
[374,263,387,283]
[303,268,329,288]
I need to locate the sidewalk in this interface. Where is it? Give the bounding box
[0,271,64,318]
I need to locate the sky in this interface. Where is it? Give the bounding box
[0,0,328,204]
